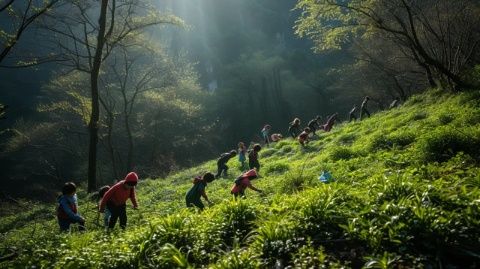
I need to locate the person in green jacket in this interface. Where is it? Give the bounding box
[185,172,215,210]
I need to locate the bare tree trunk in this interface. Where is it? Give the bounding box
[87,0,109,192]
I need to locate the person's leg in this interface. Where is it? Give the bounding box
[108,204,119,229]
[58,218,70,232]
[194,200,205,210]
[365,109,370,117]
[216,162,223,178]
[255,160,260,172]
[223,164,229,177]
[104,209,111,228]
[119,204,127,229]
[249,160,254,170]
[77,218,86,231]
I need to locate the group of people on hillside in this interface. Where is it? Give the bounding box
[57,95,401,232]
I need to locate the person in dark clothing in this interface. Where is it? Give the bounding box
[360,96,370,120]
[215,150,237,178]
[248,144,262,172]
[307,116,321,136]
[186,172,215,210]
[322,113,338,132]
[349,105,357,122]
[288,118,301,138]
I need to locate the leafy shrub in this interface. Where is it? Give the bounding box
[368,134,392,151]
[329,146,356,161]
[211,247,260,269]
[337,133,357,145]
[260,148,276,158]
[251,216,304,266]
[419,127,480,162]
[438,113,454,125]
[263,161,290,174]
[209,200,258,248]
[410,112,428,121]
[388,131,415,148]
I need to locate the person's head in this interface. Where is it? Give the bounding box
[203,172,215,183]
[230,149,237,156]
[304,127,311,133]
[62,182,77,196]
[294,118,300,124]
[264,124,271,130]
[238,142,245,148]
[98,185,110,198]
[316,115,321,120]
[253,144,262,152]
[365,96,370,100]
[124,172,138,189]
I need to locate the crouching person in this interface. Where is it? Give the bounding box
[99,172,139,230]
[231,169,263,198]
[186,172,215,210]
[57,182,85,232]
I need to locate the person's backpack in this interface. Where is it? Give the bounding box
[234,176,244,186]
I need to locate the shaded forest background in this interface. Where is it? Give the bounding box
[1,0,479,200]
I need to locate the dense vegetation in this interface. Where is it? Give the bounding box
[1,90,479,268]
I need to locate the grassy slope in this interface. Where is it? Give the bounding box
[1,90,480,268]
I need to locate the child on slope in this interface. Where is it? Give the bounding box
[216,150,237,178]
[298,127,311,146]
[261,124,272,146]
[248,144,262,172]
[99,172,139,230]
[57,182,85,232]
[231,169,263,198]
[185,172,215,210]
[238,142,247,170]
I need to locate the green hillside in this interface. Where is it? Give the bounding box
[1,90,480,268]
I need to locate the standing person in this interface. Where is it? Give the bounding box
[215,150,237,178]
[261,124,272,146]
[307,116,321,136]
[288,118,301,138]
[231,169,263,198]
[349,105,357,122]
[98,185,111,228]
[238,142,247,170]
[298,127,311,146]
[248,144,262,172]
[57,182,85,232]
[185,172,215,210]
[99,172,139,230]
[360,96,370,120]
[322,113,338,132]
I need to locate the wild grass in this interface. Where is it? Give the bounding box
[1,90,480,268]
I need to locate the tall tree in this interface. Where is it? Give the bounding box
[0,0,59,65]
[42,0,183,191]
[294,0,480,90]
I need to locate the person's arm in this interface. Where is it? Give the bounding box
[130,188,138,209]
[60,196,83,222]
[201,189,211,205]
[247,184,263,193]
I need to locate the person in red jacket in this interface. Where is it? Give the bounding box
[298,127,311,146]
[99,172,139,230]
[231,169,263,198]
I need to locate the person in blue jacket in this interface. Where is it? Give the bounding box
[57,182,85,232]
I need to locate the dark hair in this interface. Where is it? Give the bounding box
[98,185,110,198]
[253,144,262,152]
[62,182,77,195]
[304,127,311,132]
[203,172,215,183]
[230,149,237,155]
